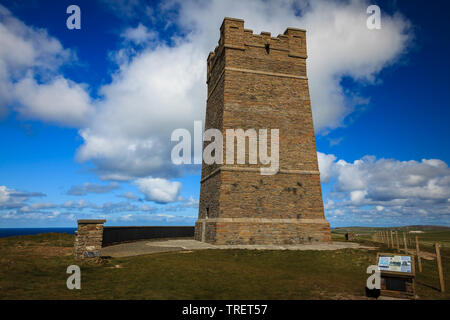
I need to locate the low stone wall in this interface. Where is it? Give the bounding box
[102,226,195,247]
[74,219,106,260]
[345,232,355,241]
[74,221,195,257]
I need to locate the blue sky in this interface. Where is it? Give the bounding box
[0,0,449,228]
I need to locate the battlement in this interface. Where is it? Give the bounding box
[207,17,307,78]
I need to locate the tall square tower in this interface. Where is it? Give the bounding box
[195,18,331,244]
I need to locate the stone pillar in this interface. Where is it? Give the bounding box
[74,219,106,260]
[345,232,355,241]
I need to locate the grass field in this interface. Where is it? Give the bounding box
[0,228,449,300]
[333,225,450,249]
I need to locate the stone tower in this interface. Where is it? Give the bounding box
[194,17,331,245]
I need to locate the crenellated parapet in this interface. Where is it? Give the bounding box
[207,17,307,83]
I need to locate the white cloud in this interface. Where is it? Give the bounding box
[76,40,205,180]
[319,153,450,225]
[13,76,93,126]
[121,23,157,44]
[134,177,182,203]
[350,190,367,203]
[317,152,337,183]
[0,185,10,203]
[0,5,93,126]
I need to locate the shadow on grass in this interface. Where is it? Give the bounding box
[416,280,441,292]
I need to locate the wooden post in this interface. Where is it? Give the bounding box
[386,231,390,247]
[435,243,445,293]
[390,231,394,249]
[396,231,400,252]
[403,232,408,254]
[415,236,422,272]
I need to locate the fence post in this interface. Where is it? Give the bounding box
[395,231,400,252]
[435,243,445,293]
[390,230,394,249]
[415,236,422,272]
[403,232,408,254]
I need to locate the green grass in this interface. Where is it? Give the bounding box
[0,230,449,300]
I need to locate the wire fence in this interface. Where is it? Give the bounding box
[370,230,448,294]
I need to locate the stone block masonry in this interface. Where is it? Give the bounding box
[195,17,331,245]
[74,219,106,260]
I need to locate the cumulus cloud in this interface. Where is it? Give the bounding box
[134,177,182,203]
[13,76,93,126]
[76,39,204,180]
[318,152,450,225]
[0,5,93,126]
[66,182,120,196]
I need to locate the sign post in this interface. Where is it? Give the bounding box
[376,252,416,299]
[396,231,400,252]
[390,231,394,249]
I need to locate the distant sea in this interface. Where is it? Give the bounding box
[0,228,76,238]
